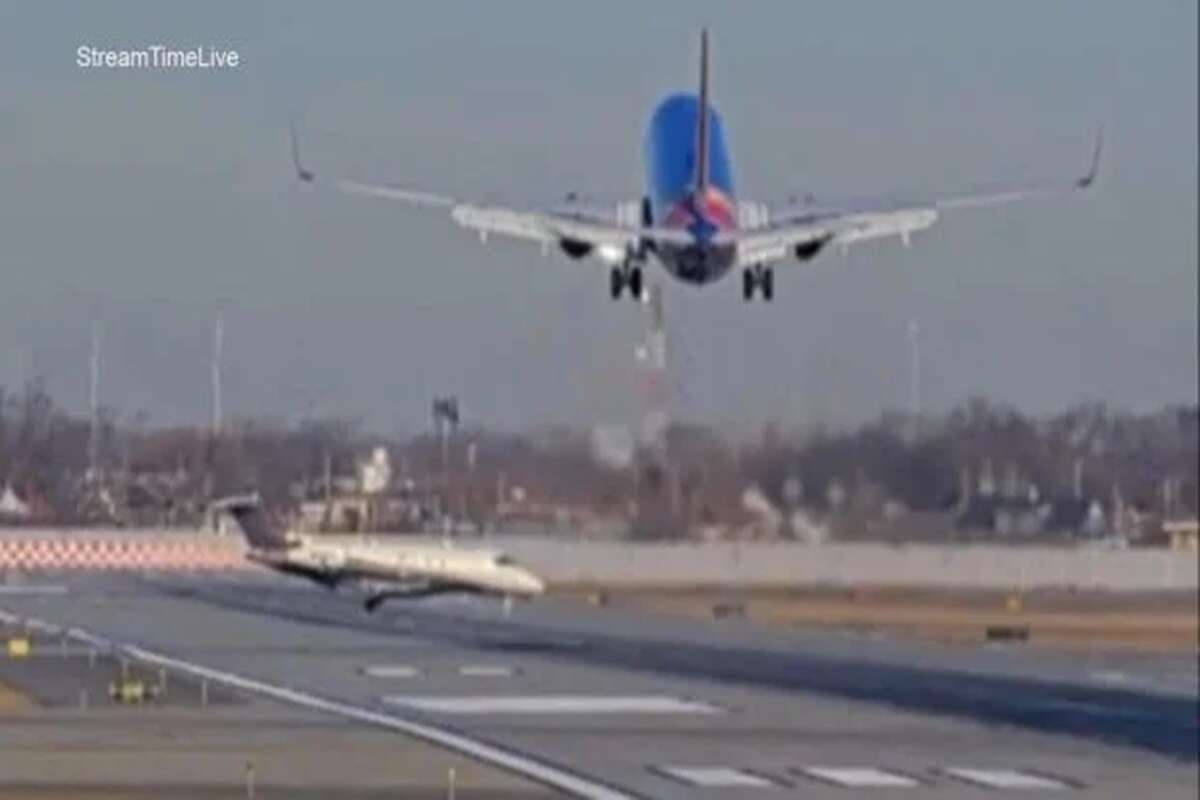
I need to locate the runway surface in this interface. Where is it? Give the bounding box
[1,571,1196,799]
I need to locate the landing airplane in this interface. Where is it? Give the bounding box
[215,495,545,613]
[291,30,1100,302]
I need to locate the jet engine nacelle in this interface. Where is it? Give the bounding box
[559,238,593,259]
[794,235,832,262]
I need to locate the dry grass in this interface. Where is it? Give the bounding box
[0,678,35,712]
[555,584,1200,652]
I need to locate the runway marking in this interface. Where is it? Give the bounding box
[29,619,638,800]
[1041,698,1157,721]
[66,627,112,650]
[657,766,777,788]
[457,664,515,677]
[18,617,60,634]
[361,665,421,678]
[801,767,919,788]
[383,695,722,715]
[0,585,68,595]
[1089,670,1129,684]
[943,768,1070,790]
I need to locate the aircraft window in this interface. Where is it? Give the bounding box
[493,555,516,566]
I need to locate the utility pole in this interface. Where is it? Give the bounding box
[88,322,101,480]
[641,284,669,454]
[211,313,224,436]
[907,319,921,442]
[633,283,683,539]
[205,314,224,510]
[432,397,459,527]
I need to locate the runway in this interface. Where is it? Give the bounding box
[1,571,1196,799]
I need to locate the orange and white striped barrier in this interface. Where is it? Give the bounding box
[0,533,248,571]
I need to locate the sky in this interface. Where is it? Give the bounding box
[0,1,1195,435]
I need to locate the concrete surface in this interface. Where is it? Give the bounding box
[0,571,1195,799]
[0,644,553,798]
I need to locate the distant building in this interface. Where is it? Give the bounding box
[359,447,392,495]
[0,485,31,520]
[1163,519,1199,551]
[957,494,1107,540]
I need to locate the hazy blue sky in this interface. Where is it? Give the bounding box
[1,1,1195,434]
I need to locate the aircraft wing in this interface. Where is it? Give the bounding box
[448,201,696,250]
[292,127,693,255]
[729,130,1103,267]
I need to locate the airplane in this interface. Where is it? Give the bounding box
[214,495,545,613]
[290,30,1101,302]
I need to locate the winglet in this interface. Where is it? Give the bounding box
[1076,127,1103,189]
[289,121,315,183]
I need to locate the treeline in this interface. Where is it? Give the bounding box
[1,378,1196,525]
[745,399,1198,517]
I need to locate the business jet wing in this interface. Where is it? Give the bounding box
[290,126,693,255]
[729,130,1103,267]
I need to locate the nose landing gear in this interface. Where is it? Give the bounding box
[742,264,774,301]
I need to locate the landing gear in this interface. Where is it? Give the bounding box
[364,594,386,613]
[742,264,774,301]
[609,262,644,301]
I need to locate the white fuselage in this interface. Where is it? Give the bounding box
[250,534,545,598]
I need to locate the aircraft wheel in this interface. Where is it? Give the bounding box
[761,267,774,301]
[628,266,643,301]
[742,268,756,301]
[609,267,624,300]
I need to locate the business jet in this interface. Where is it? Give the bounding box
[215,495,545,613]
[291,30,1100,302]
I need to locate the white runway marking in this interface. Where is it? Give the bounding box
[0,585,68,595]
[361,665,421,678]
[944,768,1070,790]
[1042,698,1155,720]
[19,617,60,634]
[384,695,722,715]
[24,616,637,800]
[65,627,112,650]
[457,664,515,677]
[659,766,776,788]
[802,767,919,788]
[1089,669,1129,684]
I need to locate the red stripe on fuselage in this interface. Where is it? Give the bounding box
[663,187,738,230]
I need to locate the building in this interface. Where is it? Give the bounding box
[1163,518,1199,551]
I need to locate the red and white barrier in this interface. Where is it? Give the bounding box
[0,533,248,571]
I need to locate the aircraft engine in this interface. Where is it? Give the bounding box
[794,236,832,262]
[559,238,594,259]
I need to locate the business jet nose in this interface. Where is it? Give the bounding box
[520,571,546,596]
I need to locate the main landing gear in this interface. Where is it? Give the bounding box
[610,262,644,301]
[742,264,774,301]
